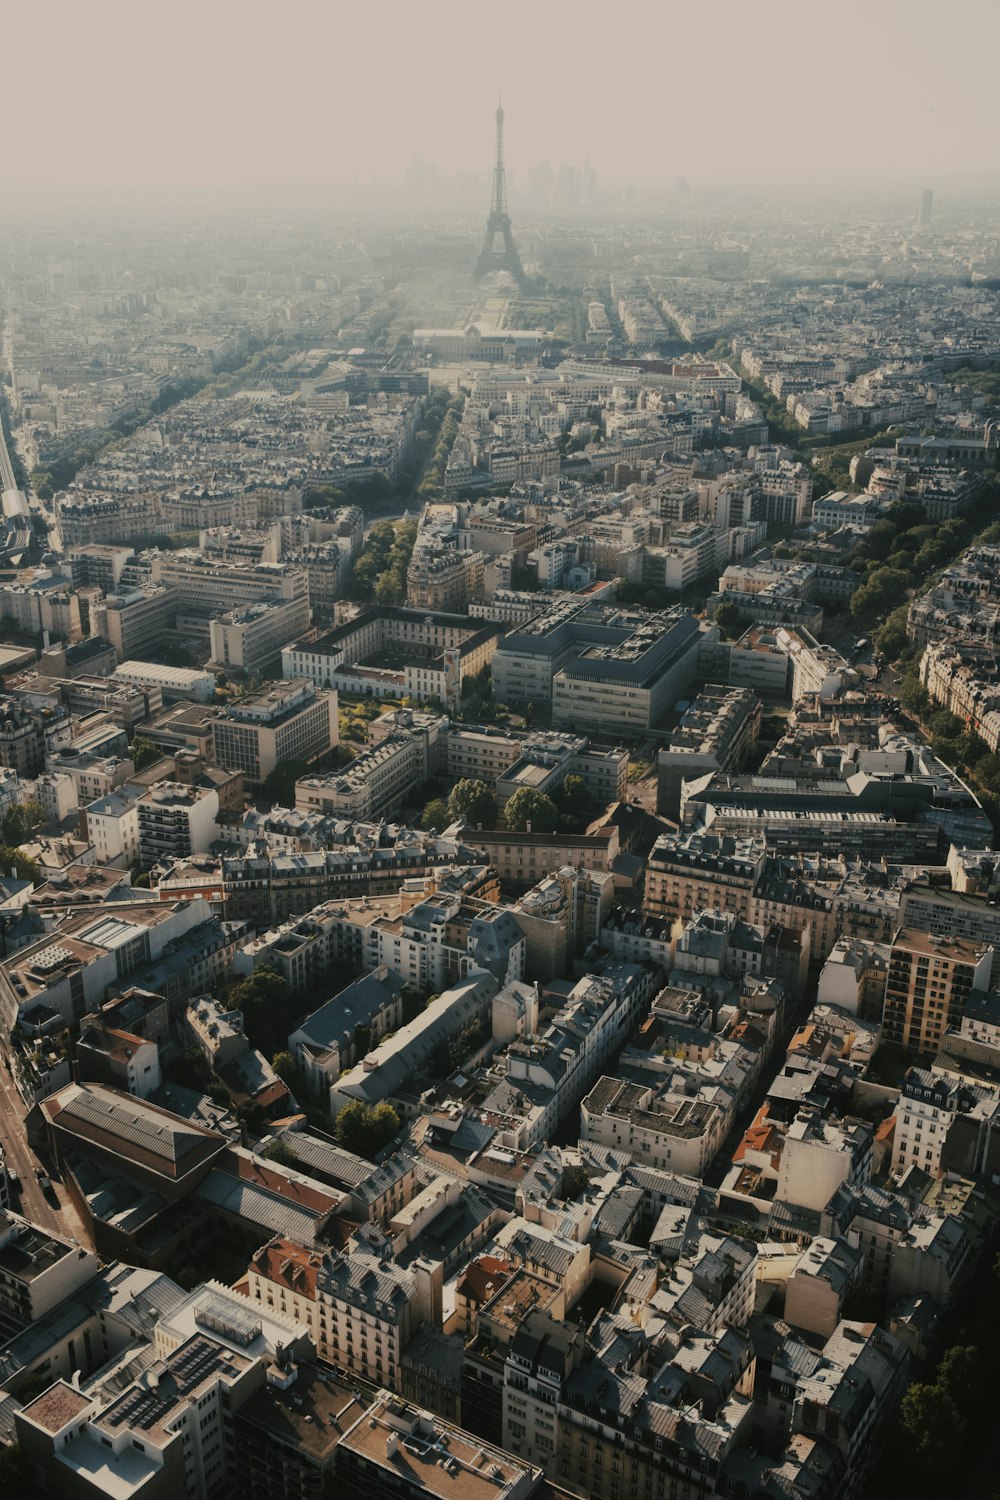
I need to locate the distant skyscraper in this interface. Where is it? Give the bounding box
[582,160,597,205]
[676,176,691,199]
[919,188,934,227]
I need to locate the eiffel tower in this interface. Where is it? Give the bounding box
[474,102,526,287]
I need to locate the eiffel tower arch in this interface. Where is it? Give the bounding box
[474,104,527,288]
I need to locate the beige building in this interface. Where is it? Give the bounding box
[209,594,311,675]
[466,827,620,886]
[644,833,765,923]
[211,679,338,788]
[883,927,993,1054]
[407,546,486,612]
[102,586,180,661]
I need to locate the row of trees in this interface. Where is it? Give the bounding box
[419,776,590,836]
[418,392,466,497]
[850,482,1000,623]
[349,518,418,605]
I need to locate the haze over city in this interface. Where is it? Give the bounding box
[3,0,999,194]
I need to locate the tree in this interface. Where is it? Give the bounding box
[937,1344,981,1408]
[1,801,42,846]
[562,1164,592,1199]
[898,673,930,715]
[271,1050,305,1099]
[263,759,310,809]
[227,967,294,1056]
[850,567,911,621]
[714,601,744,640]
[420,797,450,831]
[898,1381,963,1474]
[261,1136,298,1168]
[555,773,588,811]
[504,786,559,834]
[874,605,910,662]
[129,736,162,772]
[334,1099,401,1158]
[0,846,41,885]
[447,779,497,829]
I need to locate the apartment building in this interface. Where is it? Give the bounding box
[329,971,500,1119]
[644,833,765,923]
[137,782,219,866]
[246,1235,424,1388]
[83,790,140,868]
[776,1109,873,1213]
[727,627,791,698]
[284,606,499,714]
[657,685,761,817]
[407,545,486,612]
[899,879,1000,985]
[882,927,993,1055]
[335,1391,540,1500]
[467,826,620,887]
[0,696,57,776]
[491,963,658,1150]
[151,553,310,615]
[295,731,424,820]
[0,1213,99,1338]
[288,966,406,1097]
[17,1285,310,1500]
[891,1068,992,1178]
[581,1068,733,1177]
[0,897,239,1031]
[113,660,216,704]
[491,599,709,732]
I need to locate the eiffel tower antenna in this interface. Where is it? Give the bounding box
[474,100,526,287]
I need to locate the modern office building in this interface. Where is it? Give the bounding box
[211,680,338,787]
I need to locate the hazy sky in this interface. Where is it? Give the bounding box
[6,0,998,188]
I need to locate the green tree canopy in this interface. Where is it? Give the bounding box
[334,1099,401,1158]
[263,759,310,809]
[0,846,41,885]
[447,778,497,829]
[420,797,450,831]
[555,773,588,810]
[271,1050,305,1099]
[713,601,744,640]
[874,604,910,662]
[1,801,43,847]
[898,1381,963,1476]
[227,967,295,1055]
[504,786,559,834]
[129,736,162,772]
[850,567,911,621]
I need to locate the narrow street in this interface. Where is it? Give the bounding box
[0,1055,90,1247]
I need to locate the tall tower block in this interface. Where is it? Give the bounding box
[474,103,526,287]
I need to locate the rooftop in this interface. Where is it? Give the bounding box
[340,1391,538,1500]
